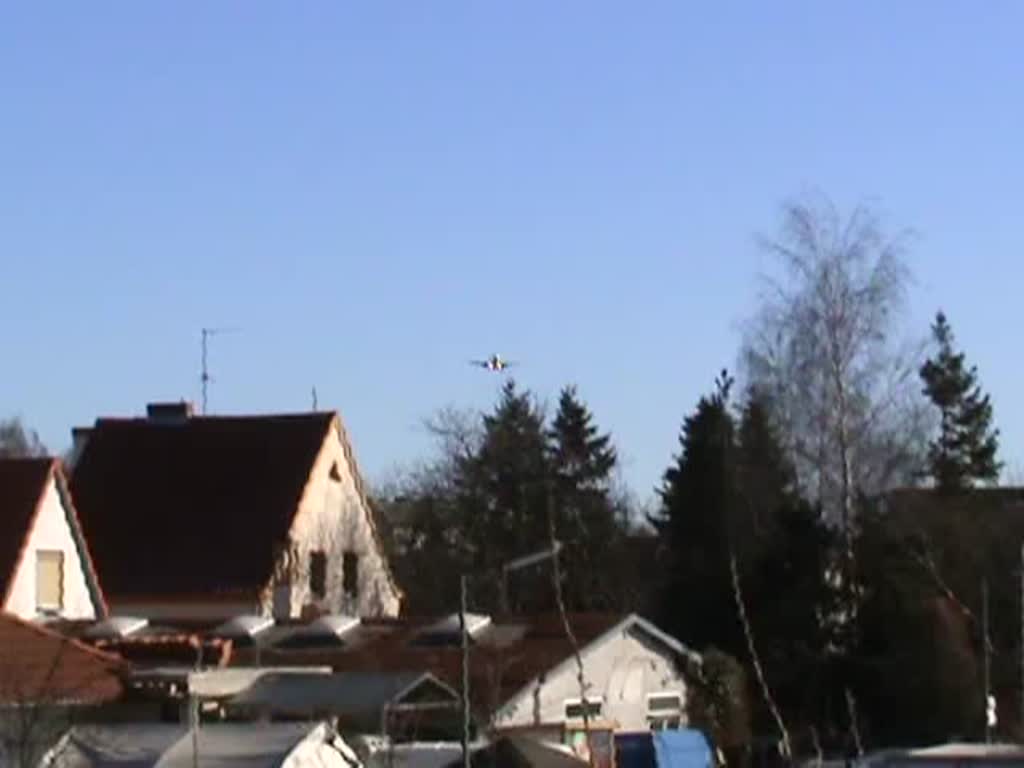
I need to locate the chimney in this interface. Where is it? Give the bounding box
[146,401,194,425]
[66,426,93,470]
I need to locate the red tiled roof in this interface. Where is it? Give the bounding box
[70,412,336,599]
[0,613,124,705]
[0,459,106,614]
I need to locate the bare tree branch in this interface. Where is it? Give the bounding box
[729,552,790,761]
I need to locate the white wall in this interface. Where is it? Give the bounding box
[3,476,100,620]
[492,622,689,734]
[267,419,401,619]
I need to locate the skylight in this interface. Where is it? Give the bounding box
[411,613,492,647]
[84,616,148,639]
[212,615,275,638]
[274,615,360,650]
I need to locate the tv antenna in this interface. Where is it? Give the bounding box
[200,326,240,414]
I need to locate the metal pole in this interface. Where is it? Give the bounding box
[460,574,470,768]
[984,577,991,744]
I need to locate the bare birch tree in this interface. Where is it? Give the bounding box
[742,194,927,555]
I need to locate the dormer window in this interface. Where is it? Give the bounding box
[329,462,342,482]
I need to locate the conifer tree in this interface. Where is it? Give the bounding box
[547,385,624,610]
[454,379,551,611]
[655,371,743,655]
[919,311,1001,490]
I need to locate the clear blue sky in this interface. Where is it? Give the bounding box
[2,3,1022,502]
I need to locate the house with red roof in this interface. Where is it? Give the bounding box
[0,458,107,621]
[68,402,402,622]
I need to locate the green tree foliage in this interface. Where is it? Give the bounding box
[852,501,983,746]
[377,381,635,615]
[454,379,553,611]
[684,648,752,761]
[654,371,744,655]
[919,311,1001,490]
[547,385,627,610]
[0,418,47,458]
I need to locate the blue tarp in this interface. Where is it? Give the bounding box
[652,730,713,768]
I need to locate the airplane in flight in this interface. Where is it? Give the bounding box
[470,353,517,372]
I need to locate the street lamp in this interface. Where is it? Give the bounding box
[458,542,565,768]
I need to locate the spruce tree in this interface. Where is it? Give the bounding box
[547,385,623,610]
[655,370,743,655]
[919,311,1001,490]
[454,379,551,611]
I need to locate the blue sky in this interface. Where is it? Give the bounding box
[2,3,1022,501]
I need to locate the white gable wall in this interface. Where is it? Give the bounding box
[493,623,689,733]
[3,477,100,620]
[270,420,400,619]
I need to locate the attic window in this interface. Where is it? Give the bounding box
[310,551,327,599]
[343,551,359,598]
[36,551,64,612]
[564,697,603,720]
[329,462,342,482]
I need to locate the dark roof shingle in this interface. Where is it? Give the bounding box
[69,412,335,599]
[0,458,57,602]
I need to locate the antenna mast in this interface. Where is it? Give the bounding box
[200,327,239,414]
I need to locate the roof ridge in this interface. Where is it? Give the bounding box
[333,414,404,603]
[95,412,335,425]
[1,458,56,607]
[51,461,109,618]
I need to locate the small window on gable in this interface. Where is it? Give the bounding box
[343,551,359,597]
[564,697,603,721]
[646,692,683,731]
[37,551,64,612]
[309,551,327,599]
[329,462,342,482]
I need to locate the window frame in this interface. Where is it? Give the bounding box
[309,550,327,599]
[342,551,359,598]
[563,696,603,721]
[645,691,683,731]
[36,549,65,612]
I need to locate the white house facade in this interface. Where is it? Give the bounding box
[491,615,696,738]
[0,459,106,621]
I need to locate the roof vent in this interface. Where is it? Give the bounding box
[85,616,149,639]
[146,402,194,424]
[274,614,361,650]
[411,613,492,647]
